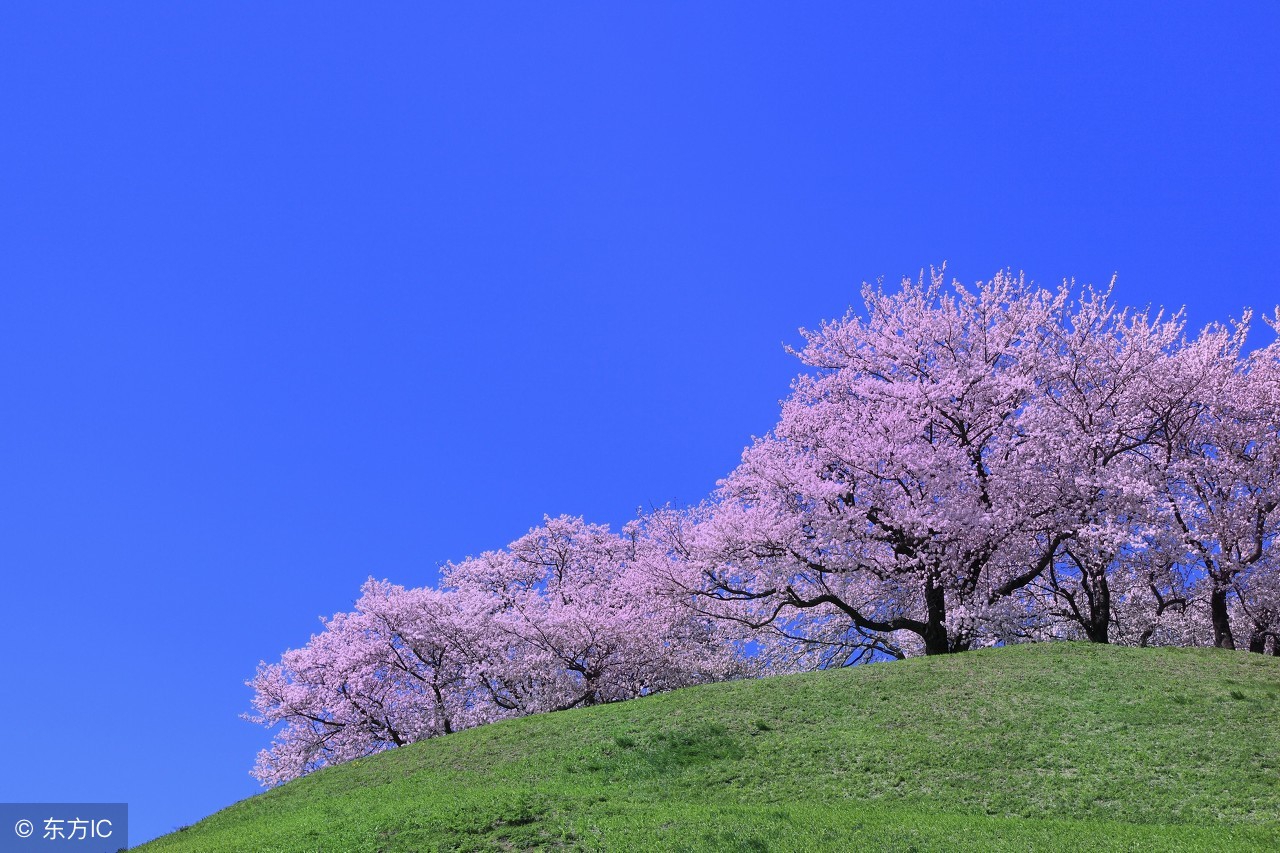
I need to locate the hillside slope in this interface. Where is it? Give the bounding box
[140,643,1280,851]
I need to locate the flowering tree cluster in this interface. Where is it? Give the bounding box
[656,270,1280,663]
[245,516,742,785]
[248,269,1280,785]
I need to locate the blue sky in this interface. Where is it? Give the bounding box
[0,3,1276,845]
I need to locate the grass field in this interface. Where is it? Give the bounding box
[138,642,1280,851]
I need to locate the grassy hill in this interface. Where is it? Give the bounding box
[139,643,1280,851]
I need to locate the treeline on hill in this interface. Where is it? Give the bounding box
[247,268,1280,785]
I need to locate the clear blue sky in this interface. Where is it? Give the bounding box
[0,3,1276,845]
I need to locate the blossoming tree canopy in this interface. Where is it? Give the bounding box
[683,271,1279,658]
[680,271,1067,656]
[246,515,740,785]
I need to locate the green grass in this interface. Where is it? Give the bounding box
[139,643,1280,851]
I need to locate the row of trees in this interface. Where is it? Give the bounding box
[248,270,1280,784]
[659,270,1280,662]
[245,517,743,785]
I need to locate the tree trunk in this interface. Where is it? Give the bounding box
[1084,571,1111,644]
[922,573,953,655]
[431,682,453,735]
[1210,586,1236,650]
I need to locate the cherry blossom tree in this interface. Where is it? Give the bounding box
[673,269,1071,656]
[674,271,1280,659]
[1233,557,1280,655]
[1154,310,1280,649]
[243,581,498,785]
[247,516,741,785]
[443,515,740,713]
[1015,288,1184,644]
